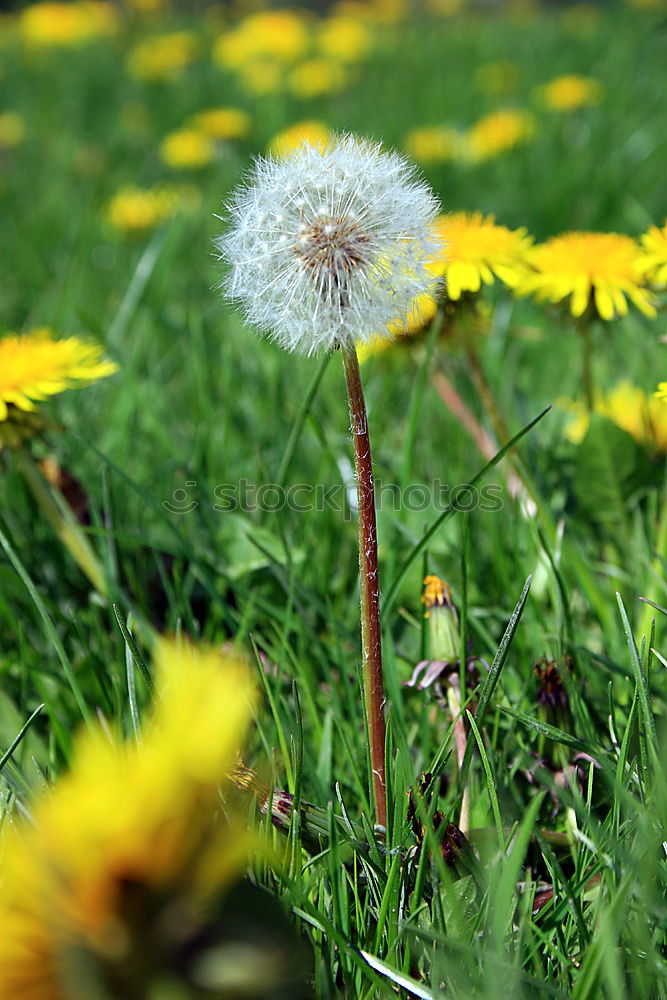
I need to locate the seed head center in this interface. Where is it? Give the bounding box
[295,215,371,283]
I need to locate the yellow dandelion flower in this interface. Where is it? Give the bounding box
[0,639,257,997]
[287,57,347,98]
[267,120,331,157]
[0,329,117,423]
[433,211,533,300]
[213,9,309,70]
[236,58,283,95]
[639,219,667,286]
[127,31,198,83]
[464,108,534,162]
[561,382,667,453]
[189,106,252,140]
[159,128,214,169]
[403,125,462,165]
[316,16,372,62]
[106,183,200,234]
[517,231,656,320]
[0,111,24,148]
[359,293,438,362]
[17,0,117,46]
[534,74,603,112]
[655,382,667,401]
[474,61,521,98]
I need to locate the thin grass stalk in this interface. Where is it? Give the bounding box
[342,345,387,830]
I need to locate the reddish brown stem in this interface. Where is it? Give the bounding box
[342,346,387,830]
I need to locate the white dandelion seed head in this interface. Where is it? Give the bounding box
[216,133,443,356]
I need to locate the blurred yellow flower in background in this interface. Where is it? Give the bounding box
[213,9,309,70]
[534,74,603,111]
[288,57,347,97]
[128,31,198,82]
[639,219,667,286]
[433,211,533,299]
[189,106,252,140]
[235,58,283,95]
[474,60,521,97]
[0,111,24,148]
[18,0,117,46]
[106,183,200,233]
[0,639,257,998]
[518,231,656,319]
[267,120,331,157]
[403,125,462,165]
[0,329,117,423]
[316,16,372,61]
[160,128,214,169]
[561,381,667,452]
[464,108,535,161]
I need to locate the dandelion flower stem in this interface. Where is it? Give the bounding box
[342,345,387,830]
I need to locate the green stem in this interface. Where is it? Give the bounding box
[579,322,595,412]
[342,346,387,830]
[14,448,108,599]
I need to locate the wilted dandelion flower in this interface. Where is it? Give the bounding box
[432,211,533,299]
[217,133,442,355]
[639,219,667,286]
[0,329,117,424]
[518,231,656,320]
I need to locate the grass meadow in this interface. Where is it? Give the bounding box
[1,0,667,997]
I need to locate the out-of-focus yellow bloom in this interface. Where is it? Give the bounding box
[213,9,309,70]
[639,220,667,286]
[359,293,438,362]
[267,120,331,157]
[18,1,117,46]
[288,57,346,98]
[517,232,656,320]
[0,329,117,423]
[316,16,372,61]
[464,108,534,162]
[655,382,667,401]
[403,125,462,165]
[126,0,170,14]
[474,61,521,97]
[236,58,283,95]
[106,184,200,234]
[0,639,257,998]
[432,212,533,300]
[428,0,466,15]
[561,382,667,453]
[534,74,603,112]
[127,31,198,82]
[0,111,24,148]
[159,128,214,169]
[189,106,251,140]
[561,3,600,36]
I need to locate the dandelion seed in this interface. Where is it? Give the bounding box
[217,133,442,356]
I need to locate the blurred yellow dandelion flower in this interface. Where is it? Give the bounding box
[159,128,214,169]
[0,111,24,148]
[236,58,283,95]
[18,0,117,46]
[433,211,533,299]
[655,382,667,401]
[0,639,257,997]
[213,10,309,70]
[0,329,117,423]
[106,183,200,233]
[316,16,372,61]
[474,61,521,97]
[267,120,331,157]
[561,382,667,452]
[403,125,462,165]
[534,74,603,112]
[518,231,656,320]
[288,57,347,98]
[189,106,251,140]
[639,219,667,286]
[464,108,534,162]
[128,31,198,82]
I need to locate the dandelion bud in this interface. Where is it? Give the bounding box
[217,133,442,356]
[422,574,461,664]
